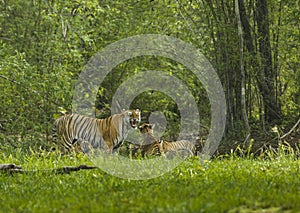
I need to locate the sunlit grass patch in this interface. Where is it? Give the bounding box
[0,148,299,213]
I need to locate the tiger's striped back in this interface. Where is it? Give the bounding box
[52,109,141,153]
[138,123,195,157]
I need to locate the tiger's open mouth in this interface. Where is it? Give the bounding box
[130,119,139,129]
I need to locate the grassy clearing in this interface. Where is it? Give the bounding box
[0,148,299,213]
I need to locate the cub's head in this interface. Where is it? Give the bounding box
[138,123,154,134]
[123,109,141,129]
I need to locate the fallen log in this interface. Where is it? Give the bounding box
[0,164,98,174]
[0,164,22,170]
[54,165,98,174]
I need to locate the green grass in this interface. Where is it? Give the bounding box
[0,148,299,213]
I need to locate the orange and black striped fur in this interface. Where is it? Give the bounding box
[138,123,164,157]
[138,123,195,157]
[52,109,141,153]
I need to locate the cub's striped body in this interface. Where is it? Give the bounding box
[138,123,163,157]
[52,109,141,153]
[159,139,196,157]
[138,123,195,157]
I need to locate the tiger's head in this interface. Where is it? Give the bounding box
[138,123,154,134]
[123,109,141,129]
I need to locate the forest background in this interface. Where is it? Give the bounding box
[0,0,299,154]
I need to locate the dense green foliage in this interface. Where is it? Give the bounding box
[1,150,299,212]
[1,0,299,151]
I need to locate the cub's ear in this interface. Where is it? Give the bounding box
[150,124,155,129]
[122,109,126,112]
[138,125,142,129]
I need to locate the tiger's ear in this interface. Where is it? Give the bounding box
[150,124,155,129]
[127,111,132,116]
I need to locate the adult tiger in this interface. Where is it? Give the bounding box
[138,123,195,157]
[52,109,141,153]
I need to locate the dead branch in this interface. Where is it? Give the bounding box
[280,117,300,139]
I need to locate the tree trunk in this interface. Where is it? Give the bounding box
[235,0,250,144]
[256,0,282,124]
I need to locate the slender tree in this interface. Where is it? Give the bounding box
[235,0,250,144]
